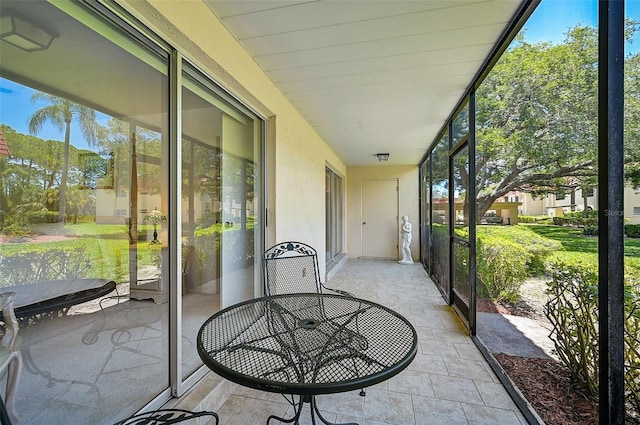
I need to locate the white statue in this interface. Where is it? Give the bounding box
[399,215,414,264]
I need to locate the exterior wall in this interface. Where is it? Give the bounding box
[542,189,596,216]
[505,192,545,216]
[346,166,419,260]
[535,187,640,224]
[122,0,348,279]
[626,187,640,225]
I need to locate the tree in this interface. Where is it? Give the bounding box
[1,125,62,217]
[28,93,98,222]
[625,52,640,188]
[96,118,162,193]
[472,28,603,220]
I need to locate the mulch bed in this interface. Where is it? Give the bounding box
[478,297,600,424]
[494,353,598,425]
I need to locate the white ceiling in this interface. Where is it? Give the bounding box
[203,0,526,166]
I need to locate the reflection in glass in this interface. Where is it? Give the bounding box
[0,2,170,422]
[452,103,469,146]
[181,63,261,379]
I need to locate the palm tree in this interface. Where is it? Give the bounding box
[28,92,98,223]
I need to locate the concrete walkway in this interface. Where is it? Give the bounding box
[477,312,556,360]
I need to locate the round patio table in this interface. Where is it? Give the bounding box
[197,293,417,425]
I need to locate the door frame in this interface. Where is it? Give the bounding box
[447,94,477,335]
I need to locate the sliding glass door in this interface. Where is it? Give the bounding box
[180,62,262,381]
[0,2,263,422]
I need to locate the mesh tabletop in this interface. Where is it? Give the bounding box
[197,293,417,395]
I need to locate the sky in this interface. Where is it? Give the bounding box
[0,78,110,150]
[1,0,639,149]
[524,0,640,54]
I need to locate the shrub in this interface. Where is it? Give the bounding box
[0,247,92,287]
[0,224,30,237]
[553,210,598,228]
[519,215,552,224]
[626,224,640,238]
[75,215,95,224]
[626,273,640,421]
[478,225,561,276]
[25,209,60,224]
[518,215,536,223]
[476,235,529,302]
[545,260,599,395]
[545,260,640,419]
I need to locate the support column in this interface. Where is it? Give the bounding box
[598,1,625,424]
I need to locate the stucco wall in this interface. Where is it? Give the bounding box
[121,0,348,277]
[347,166,419,260]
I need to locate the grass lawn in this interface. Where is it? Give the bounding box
[0,223,162,284]
[522,224,640,271]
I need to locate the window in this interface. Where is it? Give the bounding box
[634,207,640,216]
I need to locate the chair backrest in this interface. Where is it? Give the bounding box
[263,242,321,296]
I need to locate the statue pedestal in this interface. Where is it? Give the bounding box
[398,259,414,265]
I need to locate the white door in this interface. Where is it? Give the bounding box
[361,179,398,258]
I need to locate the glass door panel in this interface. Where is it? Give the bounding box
[180,62,262,380]
[325,168,343,265]
[420,160,431,271]
[431,135,449,298]
[0,1,170,421]
[452,145,471,319]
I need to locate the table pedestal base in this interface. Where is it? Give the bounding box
[267,394,358,425]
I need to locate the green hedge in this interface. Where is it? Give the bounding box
[519,215,553,224]
[24,210,60,224]
[627,224,640,238]
[478,225,561,275]
[552,210,598,227]
[476,236,529,302]
[474,225,561,303]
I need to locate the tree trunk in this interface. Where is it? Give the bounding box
[58,122,71,223]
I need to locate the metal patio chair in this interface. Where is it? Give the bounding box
[0,292,22,425]
[263,242,367,397]
[263,241,351,297]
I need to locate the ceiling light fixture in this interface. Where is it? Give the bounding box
[376,153,390,162]
[0,10,57,52]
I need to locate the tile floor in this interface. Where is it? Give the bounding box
[200,258,528,425]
